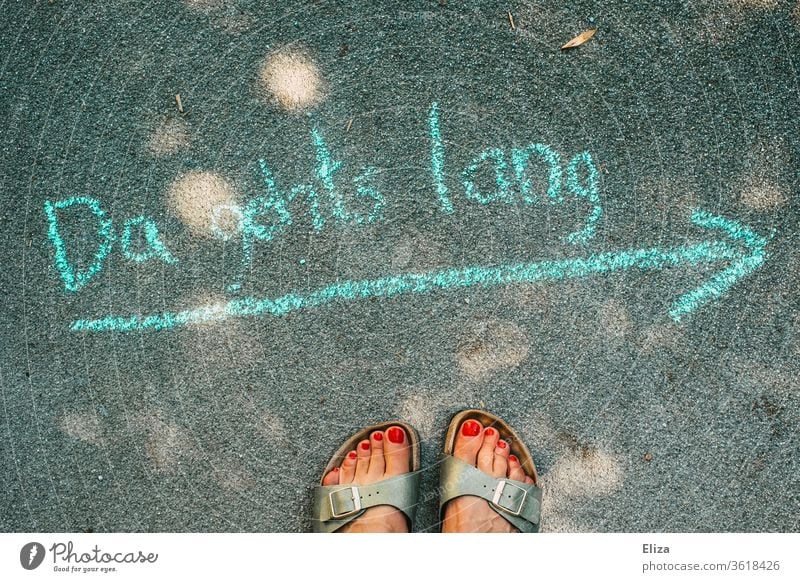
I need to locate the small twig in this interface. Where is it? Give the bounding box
[345,117,353,132]
[508,11,515,30]
[175,93,184,114]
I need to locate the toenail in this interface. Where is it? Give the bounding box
[373,432,383,441]
[332,467,339,472]
[497,440,507,449]
[360,441,370,450]
[509,454,518,462]
[461,420,481,437]
[387,427,405,444]
[348,451,357,459]
[485,427,495,437]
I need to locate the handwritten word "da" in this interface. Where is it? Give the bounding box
[44,197,176,293]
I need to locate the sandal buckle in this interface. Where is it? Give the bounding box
[492,480,527,516]
[329,486,362,519]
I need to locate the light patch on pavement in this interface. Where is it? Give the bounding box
[147,117,190,156]
[541,515,592,533]
[179,293,230,328]
[390,231,445,271]
[166,171,241,238]
[638,322,685,354]
[737,139,790,210]
[544,446,624,497]
[211,457,255,492]
[727,357,797,395]
[598,299,632,340]
[58,410,102,444]
[131,412,195,474]
[259,411,289,445]
[740,180,787,210]
[456,319,529,381]
[258,47,326,112]
[540,446,624,532]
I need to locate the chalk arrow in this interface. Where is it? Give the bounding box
[70,208,768,332]
[666,208,767,321]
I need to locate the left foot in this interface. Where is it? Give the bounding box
[321,426,411,533]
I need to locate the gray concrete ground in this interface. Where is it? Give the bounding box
[1,0,798,532]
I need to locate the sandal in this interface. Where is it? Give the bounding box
[311,421,422,533]
[439,409,543,532]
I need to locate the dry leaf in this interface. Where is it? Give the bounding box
[561,28,597,49]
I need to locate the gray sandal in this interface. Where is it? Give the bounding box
[311,421,422,533]
[439,409,543,532]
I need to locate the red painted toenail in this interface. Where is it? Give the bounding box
[485,427,495,437]
[360,441,370,450]
[332,467,339,472]
[348,451,357,459]
[497,440,507,449]
[387,427,405,444]
[509,454,518,463]
[373,432,383,441]
[462,420,481,437]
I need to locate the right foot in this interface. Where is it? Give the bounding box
[321,426,412,533]
[441,418,535,533]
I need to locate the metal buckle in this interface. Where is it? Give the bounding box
[329,486,362,519]
[492,480,527,516]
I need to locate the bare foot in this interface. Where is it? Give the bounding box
[441,418,535,533]
[321,426,411,533]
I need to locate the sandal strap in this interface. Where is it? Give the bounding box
[312,471,422,533]
[438,455,542,532]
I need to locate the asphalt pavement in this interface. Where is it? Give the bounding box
[0,0,798,532]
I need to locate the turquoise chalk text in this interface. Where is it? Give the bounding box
[44,197,176,292]
[42,102,768,329]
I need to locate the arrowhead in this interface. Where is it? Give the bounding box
[668,208,768,322]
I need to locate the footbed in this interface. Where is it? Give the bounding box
[319,420,421,484]
[443,409,539,485]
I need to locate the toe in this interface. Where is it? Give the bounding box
[524,476,534,485]
[322,467,340,486]
[340,450,358,483]
[355,439,371,478]
[367,430,386,477]
[492,438,510,478]
[477,426,500,474]
[507,454,526,482]
[453,419,484,467]
[384,425,411,475]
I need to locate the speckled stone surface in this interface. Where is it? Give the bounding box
[0,0,798,532]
